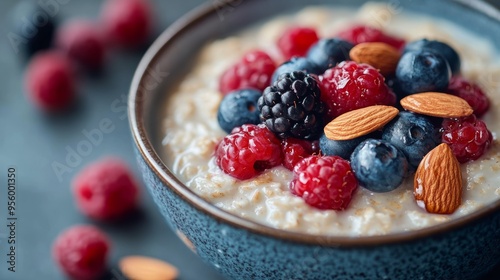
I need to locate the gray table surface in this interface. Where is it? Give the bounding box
[0,0,499,279]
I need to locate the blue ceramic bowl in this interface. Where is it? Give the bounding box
[129,0,500,279]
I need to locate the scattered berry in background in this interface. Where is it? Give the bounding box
[101,0,153,48]
[319,61,396,120]
[290,155,358,210]
[447,76,490,117]
[55,19,107,71]
[404,38,461,74]
[336,25,405,50]
[281,138,319,170]
[24,50,76,112]
[350,139,409,192]
[217,89,262,133]
[382,111,441,170]
[119,255,179,280]
[9,1,57,58]
[215,124,283,180]
[442,114,493,163]
[72,157,140,220]
[306,38,354,73]
[52,225,110,280]
[395,50,451,95]
[271,57,321,83]
[219,50,276,95]
[319,133,369,160]
[277,26,319,60]
[259,71,325,140]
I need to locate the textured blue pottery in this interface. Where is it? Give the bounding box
[129,0,500,279]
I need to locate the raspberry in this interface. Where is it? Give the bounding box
[258,71,325,140]
[25,51,76,112]
[336,25,405,50]
[100,0,153,48]
[442,115,493,163]
[290,155,358,210]
[219,50,276,95]
[281,138,319,170]
[53,225,110,280]
[55,20,107,71]
[277,26,319,60]
[447,76,490,117]
[215,124,283,180]
[319,61,396,120]
[72,157,140,220]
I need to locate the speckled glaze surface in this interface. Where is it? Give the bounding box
[129,0,500,279]
[135,149,500,280]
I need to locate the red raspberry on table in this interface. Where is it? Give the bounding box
[281,138,319,171]
[277,26,319,60]
[319,61,396,120]
[100,0,153,48]
[52,225,110,280]
[72,157,140,220]
[336,25,405,50]
[290,155,358,210]
[442,115,493,163]
[56,20,107,71]
[219,50,276,95]
[215,124,283,180]
[25,51,76,112]
[447,76,490,117]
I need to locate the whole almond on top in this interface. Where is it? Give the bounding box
[400,92,473,118]
[119,255,178,280]
[349,42,401,75]
[324,105,399,140]
[414,143,463,214]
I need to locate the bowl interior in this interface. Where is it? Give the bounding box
[130,0,500,245]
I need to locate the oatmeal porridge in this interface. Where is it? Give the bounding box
[160,3,500,236]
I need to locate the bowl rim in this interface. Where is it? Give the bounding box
[129,0,500,246]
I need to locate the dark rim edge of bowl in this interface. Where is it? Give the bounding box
[129,0,500,247]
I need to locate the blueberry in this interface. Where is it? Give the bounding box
[382,111,441,170]
[9,2,57,58]
[271,57,321,83]
[306,38,354,73]
[385,75,406,102]
[396,50,451,95]
[319,133,369,160]
[217,89,262,133]
[404,39,461,74]
[350,139,409,193]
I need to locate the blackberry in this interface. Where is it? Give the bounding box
[258,71,325,140]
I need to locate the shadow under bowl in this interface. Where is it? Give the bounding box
[129,0,500,279]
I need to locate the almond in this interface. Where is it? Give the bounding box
[119,255,178,280]
[349,42,401,75]
[414,143,463,214]
[400,92,473,118]
[324,105,399,140]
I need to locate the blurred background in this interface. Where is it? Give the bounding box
[0,0,499,279]
[0,0,223,279]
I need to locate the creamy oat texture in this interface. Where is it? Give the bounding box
[161,3,500,236]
